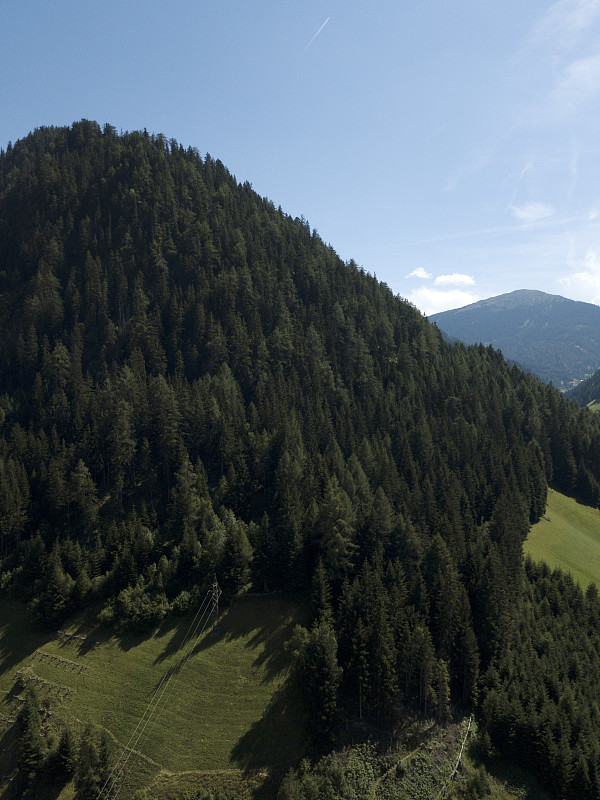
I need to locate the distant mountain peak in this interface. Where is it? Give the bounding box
[447,289,584,313]
[430,290,600,389]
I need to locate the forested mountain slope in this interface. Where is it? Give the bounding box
[1,122,600,798]
[567,366,600,408]
[431,289,600,389]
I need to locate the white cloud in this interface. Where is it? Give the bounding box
[529,0,600,52]
[554,53,600,112]
[408,287,480,316]
[516,2,600,125]
[560,249,600,302]
[407,267,432,279]
[519,162,534,180]
[510,201,556,222]
[434,273,475,287]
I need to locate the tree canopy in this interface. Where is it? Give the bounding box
[1,121,600,797]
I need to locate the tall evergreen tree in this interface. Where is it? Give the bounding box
[17,688,43,784]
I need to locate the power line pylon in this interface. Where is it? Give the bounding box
[211,575,222,632]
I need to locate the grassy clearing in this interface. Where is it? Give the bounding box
[525,489,600,587]
[0,592,306,798]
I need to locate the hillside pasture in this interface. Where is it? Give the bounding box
[0,592,306,798]
[525,489,600,588]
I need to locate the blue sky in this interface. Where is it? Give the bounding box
[3,0,600,313]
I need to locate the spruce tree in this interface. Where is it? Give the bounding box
[17,687,43,784]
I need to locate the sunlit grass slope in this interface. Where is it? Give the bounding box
[525,489,600,587]
[0,592,306,798]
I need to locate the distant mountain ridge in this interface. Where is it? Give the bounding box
[430,289,600,389]
[567,368,600,407]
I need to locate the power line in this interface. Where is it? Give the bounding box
[97,580,220,800]
[116,578,222,788]
[109,599,214,799]
[97,591,212,800]
[100,583,218,799]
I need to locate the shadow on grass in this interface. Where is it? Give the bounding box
[87,613,181,656]
[58,616,108,657]
[0,720,19,800]
[12,773,67,800]
[2,677,26,706]
[147,652,192,695]
[152,612,202,665]
[483,758,552,800]
[159,593,308,683]
[0,602,54,676]
[56,598,189,657]
[231,676,305,773]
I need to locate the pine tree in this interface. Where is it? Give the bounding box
[56,725,78,777]
[17,687,43,783]
[432,658,451,724]
[317,476,357,584]
[423,534,459,661]
[249,512,275,591]
[35,541,74,628]
[70,458,100,531]
[75,725,100,800]
[311,557,333,623]
[289,620,342,750]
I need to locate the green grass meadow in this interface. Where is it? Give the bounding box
[525,489,600,588]
[0,592,307,799]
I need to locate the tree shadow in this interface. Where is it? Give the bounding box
[177,594,307,683]
[152,611,202,665]
[2,677,26,706]
[11,772,68,800]
[0,719,19,799]
[106,609,193,655]
[0,602,55,676]
[147,651,193,694]
[57,617,107,657]
[249,768,289,800]
[54,599,188,656]
[483,758,552,800]
[231,677,305,773]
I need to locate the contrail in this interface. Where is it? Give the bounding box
[303,16,330,53]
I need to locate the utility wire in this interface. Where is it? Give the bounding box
[162,578,222,734]
[109,598,215,800]
[109,601,215,800]
[97,584,217,800]
[99,589,214,800]
[117,582,220,786]
[98,593,212,800]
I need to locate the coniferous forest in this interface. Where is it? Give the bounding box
[2,121,600,797]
